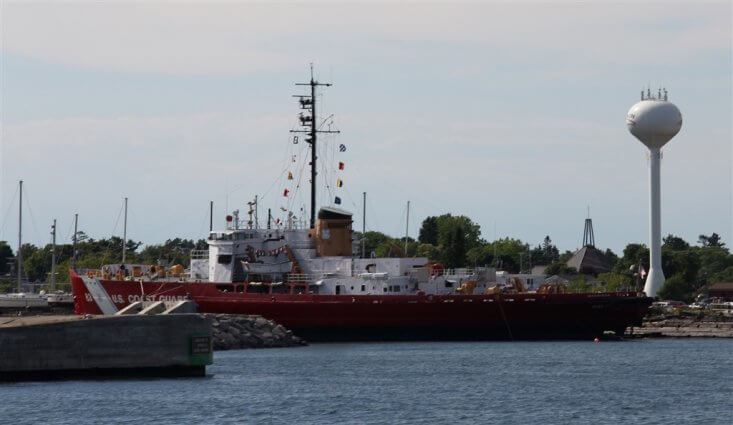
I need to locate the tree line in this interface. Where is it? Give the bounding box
[1,213,731,302]
[0,237,207,292]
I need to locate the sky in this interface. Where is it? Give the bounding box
[0,1,731,256]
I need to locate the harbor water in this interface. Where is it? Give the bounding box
[1,339,731,424]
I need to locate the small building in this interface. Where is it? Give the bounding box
[566,217,613,275]
[708,282,733,300]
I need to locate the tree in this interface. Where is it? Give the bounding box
[657,274,696,302]
[0,241,13,275]
[442,224,467,268]
[418,216,438,245]
[435,215,481,250]
[663,234,690,251]
[545,261,576,276]
[529,235,560,266]
[596,272,632,292]
[698,233,725,248]
[567,275,592,293]
[361,231,391,258]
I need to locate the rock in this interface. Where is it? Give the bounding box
[206,314,306,350]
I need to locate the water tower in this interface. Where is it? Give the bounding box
[626,88,682,297]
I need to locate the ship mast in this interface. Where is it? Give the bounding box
[291,65,339,229]
[17,180,22,292]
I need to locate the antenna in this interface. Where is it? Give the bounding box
[290,65,340,229]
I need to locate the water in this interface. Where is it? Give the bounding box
[1,339,731,424]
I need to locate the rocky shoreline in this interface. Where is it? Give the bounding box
[207,314,307,350]
[626,308,733,338]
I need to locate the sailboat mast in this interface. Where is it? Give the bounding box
[72,214,78,269]
[122,197,128,263]
[404,200,410,256]
[51,219,57,291]
[292,65,339,229]
[17,180,22,292]
[362,192,366,258]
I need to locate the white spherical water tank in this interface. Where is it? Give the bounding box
[626,100,682,148]
[627,91,682,298]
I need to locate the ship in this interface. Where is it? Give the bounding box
[70,70,652,341]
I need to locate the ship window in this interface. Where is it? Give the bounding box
[236,285,244,293]
[294,285,306,294]
[246,284,268,294]
[336,285,341,295]
[218,255,232,264]
[361,285,365,292]
[350,286,354,291]
[216,284,234,293]
[445,281,453,288]
[308,285,320,294]
[383,287,387,292]
[393,286,400,292]
[271,284,290,294]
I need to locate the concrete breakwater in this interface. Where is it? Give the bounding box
[207,314,306,350]
[0,314,213,381]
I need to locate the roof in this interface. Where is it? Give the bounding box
[709,282,733,291]
[318,207,352,219]
[566,245,613,275]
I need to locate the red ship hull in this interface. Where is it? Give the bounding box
[70,270,651,341]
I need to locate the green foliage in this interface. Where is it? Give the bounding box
[596,272,632,292]
[418,216,438,245]
[361,231,391,258]
[657,274,697,303]
[528,236,560,266]
[567,275,592,293]
[664,234,690,251]
[417,243,442,261]
[0,241,13,275]
[613,243,649,275]
[443,224,467,268]
[545,261,576,276]
[711,266,733,283]
[434,214,482,251]
[698,233,725,248]
[558,250,574,263]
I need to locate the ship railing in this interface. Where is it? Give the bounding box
[286,241,315,249]
[285,271,351,282]
[443,268,480,277]
[190,250,209,260]
[286,273,316,282]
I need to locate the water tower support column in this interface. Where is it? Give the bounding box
[644,147,665,296]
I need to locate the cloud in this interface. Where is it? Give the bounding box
[1,2,729,74]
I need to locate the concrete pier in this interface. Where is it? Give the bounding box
[0,314,212,381]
